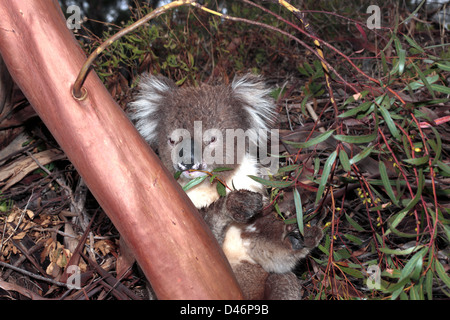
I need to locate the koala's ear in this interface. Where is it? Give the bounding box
[128,74,176,145]
[231,74,276,131]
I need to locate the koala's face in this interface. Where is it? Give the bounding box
[129,74,276,182]
[158,84,254,180]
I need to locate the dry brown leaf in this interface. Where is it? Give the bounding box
[94,239,115,256]
[0,279,47,300]
[12,231,27,240]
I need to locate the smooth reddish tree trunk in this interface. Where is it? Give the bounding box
[0,0,243,299]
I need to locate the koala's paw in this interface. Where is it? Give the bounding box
[226,190,263,223]
[303,224,323,248]
[285,222,323,250]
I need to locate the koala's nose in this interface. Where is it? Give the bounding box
[179,139,202,170]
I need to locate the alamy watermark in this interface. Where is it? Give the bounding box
[366,265,381,290]
[66,265,81,290]
[66,5,381,31]
[170,121,279,177]
[66,5,82,30]
[367,5,381,29]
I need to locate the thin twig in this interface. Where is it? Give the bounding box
[72,0,195,98]
[0,260,69,288]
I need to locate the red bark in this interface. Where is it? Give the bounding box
[0,0,242,299]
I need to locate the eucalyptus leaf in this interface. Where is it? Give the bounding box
[379,96,401,140]
[334,133,376,144]
[338,101,372,118]
[339,149,351,172]
[435,259,450,289]
[212,167,234,172]
[315,150,337,204]
[216,181,226,197]
[293,188,304,236]
[349,145,375,165]
[283,130,335,149]
[182,175,208,191]
[435,61,450,71]
[379,245,424,256]
[398,247,428,282]
[431,84,450,95]
[403,155,429,166]
[248,175,294,188]
[345,213,366,232]
[379,161,399,205]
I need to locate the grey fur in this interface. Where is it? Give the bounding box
[128,74,322,299]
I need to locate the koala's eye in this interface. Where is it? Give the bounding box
[168,136,182,146]
[204,134,218,146]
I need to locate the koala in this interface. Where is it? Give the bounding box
[128,74,323,299]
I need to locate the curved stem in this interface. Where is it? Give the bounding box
[72,0,194,99]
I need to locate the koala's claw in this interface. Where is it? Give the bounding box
[286,230,303,250]
[226,190,263,223]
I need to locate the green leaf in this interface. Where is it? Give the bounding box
[442,224,450,244]
[343,234,363,245]
[435,61,450,72]
[338,101,372,118]
[403,155,429,166]
[182,175,208,191]
[379,245,424,256]
[403,34,424,53]
[341,90,369,107]
[435,259,450,289]
[425,269,433,300]
[399,247,428,282]
[333,248,352,261]
[379,96,401,140]
[428,126,442,166]
[304,61,315,75]
[293,188,304,236]
[349,145,375,165]
[318,244,329,256]
[411,63,436,99]
[277,164,300,174]
[216,181,226,197]
[174,171,182,179]
[345,213,366,232]
[431,84,450,95]
[334,133,377,144]
[381,50,388,75]
[247,175,294,188]
[409,284,420,300]
[338,265,364,279]
[212,167,234,172]
[404,74,439,91]
[437,160,450,175]
[379,161,399,205]
[400,0,426,25]
[209,174,217,184]
[394,38,406,75]
[411,252,424,281]
[282,130,335,149]
[315,150,337,204]
[388,277,409,299]
[339,149,351,172]
[386,169,423,236]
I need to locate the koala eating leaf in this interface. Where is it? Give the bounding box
[128,74,323,299]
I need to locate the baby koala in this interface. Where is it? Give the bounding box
[128,73,322,299]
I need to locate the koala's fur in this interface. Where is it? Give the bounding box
[128,74,322,299]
